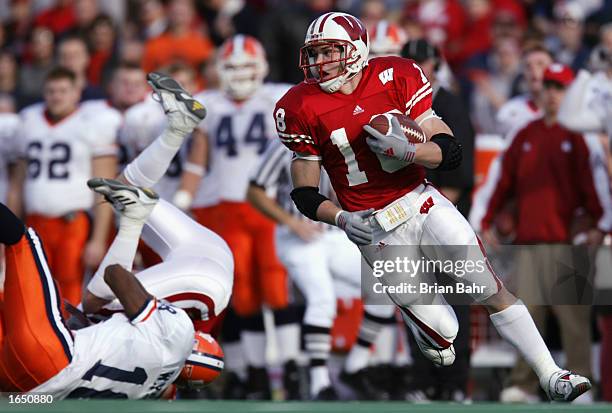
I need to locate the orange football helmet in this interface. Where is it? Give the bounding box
[178,331,224,388]
[217,34,268,100]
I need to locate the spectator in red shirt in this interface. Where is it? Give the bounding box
[34,0,76,37]
[444,0,526,69]
[481,64,611,245]
[401,0,467,53]
[141,0,214,79]
[480,63,612,402]
[86,15,118,87]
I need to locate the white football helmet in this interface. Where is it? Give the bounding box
[217,34,269,100]
[369,20,407,58]
[300,12,369,93]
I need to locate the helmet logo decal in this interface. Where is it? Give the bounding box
[333,15,367,43]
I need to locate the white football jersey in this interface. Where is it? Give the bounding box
[32,299,194,399]
[19,103,119,216]
[0,113,20,203]
[121,96,219,207]
[495,94,542,139]
[580,72,612,138]
[558,70,612,138]
[195,83,291,202]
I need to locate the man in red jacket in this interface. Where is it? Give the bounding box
[481,63,612,401]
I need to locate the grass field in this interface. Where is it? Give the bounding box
[2,401,612,413]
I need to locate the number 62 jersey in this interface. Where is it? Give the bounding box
[274,56,433,212]
[31,299,194,399]
[18,103,119,217]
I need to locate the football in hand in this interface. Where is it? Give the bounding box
[368,113,426,144]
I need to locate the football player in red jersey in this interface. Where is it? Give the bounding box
[275,11,590,402]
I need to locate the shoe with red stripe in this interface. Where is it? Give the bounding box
[544,370,591,402]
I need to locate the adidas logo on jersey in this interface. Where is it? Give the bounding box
[353,105,364,115]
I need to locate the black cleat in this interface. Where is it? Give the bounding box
[221,371,246,400]
[312,386,338,401]
[339,368,387,401]
[283,360,302,400]
[245,366,271,400]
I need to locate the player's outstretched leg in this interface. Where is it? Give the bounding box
[421,185,591,402]
[0,203,73,391]
[83,178,159,307]
[488,299,592,402]
[122,72,206,188]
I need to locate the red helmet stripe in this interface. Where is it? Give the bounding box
[221,40,234,58]
[243,36,259,56]
[318,12,334,33]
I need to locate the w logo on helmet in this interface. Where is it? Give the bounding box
[333,15,367,43]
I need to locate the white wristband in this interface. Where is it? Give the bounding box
[334,210,345,227]
[184,162,205,176]
[172,189,193,210]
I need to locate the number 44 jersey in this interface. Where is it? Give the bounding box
[195,83,291,202]
[31,299,194,399]
[275,56,433,212]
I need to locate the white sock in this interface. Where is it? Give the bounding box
[344,309,390,373]
[241,331,267,368]
[344,344,371,373]
[224,341,247,381]
[276,323,300,363]
[490,300,559,382]
[372,325,395,364]
[310,366,331,396]
[86,217,145,301]
[123,129,184,188]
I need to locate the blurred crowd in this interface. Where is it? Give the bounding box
[1,0,612,404]
[0,0,608,122]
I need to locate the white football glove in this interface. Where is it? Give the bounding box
[335,209,374,245]
[363,116,416,163]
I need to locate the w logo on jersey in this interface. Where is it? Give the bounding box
[379,68,394,85]
[333,15,368,43]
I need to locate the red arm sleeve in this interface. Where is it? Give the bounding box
[480,135,521,231]
[273,96,321,159]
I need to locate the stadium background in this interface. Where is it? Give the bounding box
[0,0,611,410]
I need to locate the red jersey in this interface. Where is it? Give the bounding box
[274,56,433,211]
[481,118,612,243]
